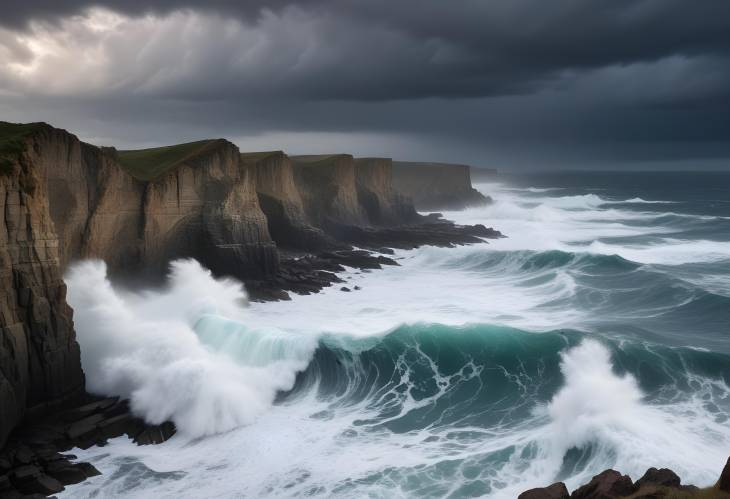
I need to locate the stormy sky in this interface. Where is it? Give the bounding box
[1,1,729,169]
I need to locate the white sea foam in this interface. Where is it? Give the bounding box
[448,183,730,265]
[59,180,730,498]
[65,259,317,438]
[60,340,730,499]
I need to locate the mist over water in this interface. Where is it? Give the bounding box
[62,172,730,498]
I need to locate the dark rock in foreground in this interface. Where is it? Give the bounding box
[720,457,730,493]
[518,458,730,499]
[0,396,174,498]
[572,470,637,499]
[518,482,570,499]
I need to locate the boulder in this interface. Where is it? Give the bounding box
[635,468,681,489]
[571,469,637,499]
[46,461,87,485]
[75,462,101,478]
[518,481,569,499]
[14,473,65,495]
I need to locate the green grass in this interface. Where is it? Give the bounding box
[0,122,45,174]
[239,151,282,164]
[291,154,350,167]
[116,139,221,181]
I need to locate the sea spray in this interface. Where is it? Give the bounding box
[65,259,318,437]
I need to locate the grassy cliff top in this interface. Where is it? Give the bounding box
[0,122,48,174]
[239,151,283,164]
[291,154,352,167]
[0,122,46,155]
[116,139,223,181]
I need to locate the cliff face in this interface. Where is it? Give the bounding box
[291,155,369,230]
[138,141,277,280]
[29,129,278,281]
[0,125,85,447]
[35,127,146,271]
[290,155,420,237]
[392,161,489,211]
[0,123,280,447]
[354,157,419,225]
[0,121,491,449]
[244,151,329,250]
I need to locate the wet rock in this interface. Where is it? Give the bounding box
[59,398,119,423]
[720,456,730,492]
[65,413,105,441]
[13,472,64,495]
[13,445,34,465]
[10,464,41,482]
[635,468,681,489]
[571,469,637,499]
[133,422,176,445]
[46,461,87,485]
[75,462,101,478]
[98,413,138,440]
[0,454,12,473]
[340,287,351,292]
[518,481,569,499]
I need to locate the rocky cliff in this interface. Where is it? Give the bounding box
[353,157,419,225]
[392,161,490,211]
[243,151,329,251]
[291,154,369,232]
[0,121,502,452]
[125,140,278,280]
[0,123,279,448]
[0,124,85,448]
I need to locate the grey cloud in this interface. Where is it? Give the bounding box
[0,1,729,169]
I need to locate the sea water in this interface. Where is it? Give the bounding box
[61,171,730,498]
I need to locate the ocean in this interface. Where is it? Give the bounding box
[60,171,730,498]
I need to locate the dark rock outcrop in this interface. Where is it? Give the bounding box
[720,457,730,492]
[392,161,490,211]
[518,482,570,499]
[636,468,682,489]
[571,470,638,499]
[0,395,174,498]
[518,459,730,499]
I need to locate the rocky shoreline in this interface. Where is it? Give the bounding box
[519,458,730,499]
[0,396,174,498]
[0,218,502,498]
[245,214,503,301]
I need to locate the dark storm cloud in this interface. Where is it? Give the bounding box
[1,0,729,168]
[5,0,730,101]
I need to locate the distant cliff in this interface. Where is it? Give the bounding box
[392,161,490,211]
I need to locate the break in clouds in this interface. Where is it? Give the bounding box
[1,0,730,168]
